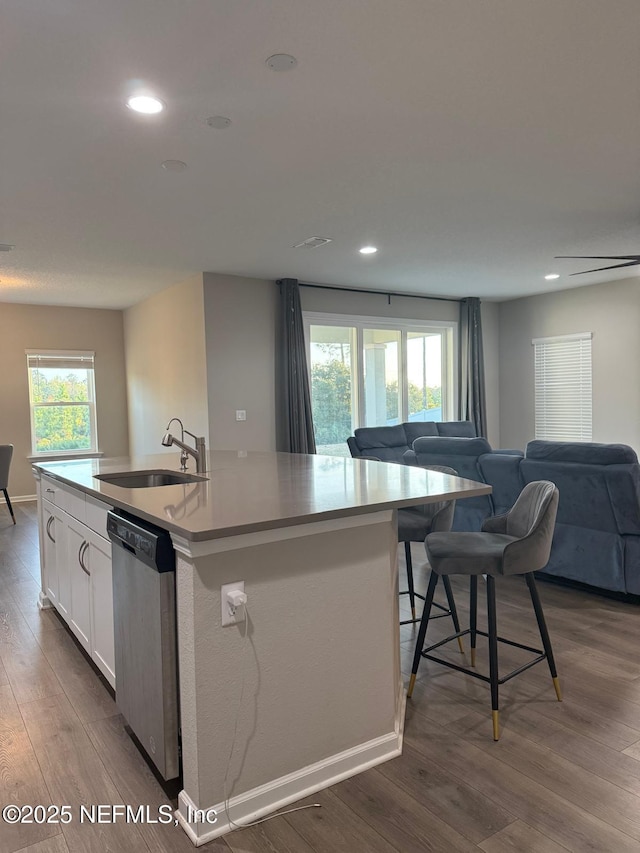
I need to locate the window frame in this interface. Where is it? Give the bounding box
[26,350,99,457]
[303,312,457,442]
[532,332,593,442]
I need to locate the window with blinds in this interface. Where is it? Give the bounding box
[533,333,592,441]
[26,351,98,454]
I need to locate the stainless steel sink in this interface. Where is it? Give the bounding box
[94,470,208,489]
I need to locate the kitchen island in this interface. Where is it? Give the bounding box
[33,450,491,845]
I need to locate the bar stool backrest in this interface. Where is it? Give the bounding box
[488,480,559,576]
[0,445,13,490]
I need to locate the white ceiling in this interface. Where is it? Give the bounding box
[2,0,640,309]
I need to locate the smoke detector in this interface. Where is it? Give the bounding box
[207,116,231,129]
[266,54,298,72]
[161,160,187,172]
[293,237,332,249]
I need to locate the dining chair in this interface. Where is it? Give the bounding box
[0,444,16,524]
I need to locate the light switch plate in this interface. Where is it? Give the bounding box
[236,410,247,421]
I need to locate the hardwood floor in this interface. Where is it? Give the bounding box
[2,503,640,852]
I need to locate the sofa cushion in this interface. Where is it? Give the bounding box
[411,437,494,531]
[478,453,524,516]
[526,440,638,465]
[437,420,477,438]
[350,425,408,463]
[520,460,621,533]
[539,523,626,593]
[403,422,439,445]
[412,437,492,457]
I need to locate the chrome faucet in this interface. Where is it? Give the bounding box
[162,418,207,473]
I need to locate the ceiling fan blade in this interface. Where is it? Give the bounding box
[555,255,640,261]
[568,260,640,275]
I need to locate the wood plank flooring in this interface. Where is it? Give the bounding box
[2,502,640,851]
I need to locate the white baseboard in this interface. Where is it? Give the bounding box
[38,590,53,610]
[12,494,37,503]
[176,688,406,845]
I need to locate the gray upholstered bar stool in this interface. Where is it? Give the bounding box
[0,445,15,525]
[360,457,464,647]
[407,480,562,740]
[397,465,464,653]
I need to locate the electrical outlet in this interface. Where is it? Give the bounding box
[235,410,247,421]
[221,581,246,626]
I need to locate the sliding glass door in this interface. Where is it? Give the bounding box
[307,324,358,456]
[305,314,456,456]
[406,331,443,422]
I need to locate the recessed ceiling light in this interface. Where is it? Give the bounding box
[544,273,560,280]
[359,246,378,255]
[206,115,232,129]
[126,95,165,114]
[266,54,298,71]
[161,160,187,172]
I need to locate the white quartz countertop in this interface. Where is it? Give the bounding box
[33,450,492,541]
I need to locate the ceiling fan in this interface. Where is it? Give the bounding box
[554,255,640,275]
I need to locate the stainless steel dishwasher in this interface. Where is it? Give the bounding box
[107,510,180,780]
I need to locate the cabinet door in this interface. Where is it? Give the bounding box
[87,529,115,688]
[42,501,60,609]
[66,518,91,652]
[56,509,71,621]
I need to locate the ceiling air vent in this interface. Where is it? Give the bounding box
[293,237,332,249]
[0,244,15,252]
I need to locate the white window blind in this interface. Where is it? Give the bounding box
[533,333,592,441]
[26,351,95,370]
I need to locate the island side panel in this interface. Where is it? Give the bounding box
[175,510,402,839]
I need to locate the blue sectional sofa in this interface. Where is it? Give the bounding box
[408,437,640,595]
[347,426,640,593]
[346,421,477,463]
[520,441,640,595]
[408,436,524,531]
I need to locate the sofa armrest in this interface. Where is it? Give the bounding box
[346,436,361,458]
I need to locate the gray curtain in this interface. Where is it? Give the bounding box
[459,297,487,437]
[276,278,316,453]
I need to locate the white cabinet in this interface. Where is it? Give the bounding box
[66,516,92,653]
[42,499,68,618]
[35,472,115,688]
[87,528,115,686]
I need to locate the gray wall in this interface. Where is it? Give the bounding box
[137,274,490,456]
[203,273,277,451]
[124,275,209,458]
[1,303,129,498]
[499,276,640,452]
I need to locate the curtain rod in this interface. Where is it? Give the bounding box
[296,281,461,304]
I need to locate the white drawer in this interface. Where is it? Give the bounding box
[40,475,62,505]
[85,494,112,539]
[61,485,86,524]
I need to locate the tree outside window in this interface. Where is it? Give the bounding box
[27,352,98,454]
[306,318,452,456]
